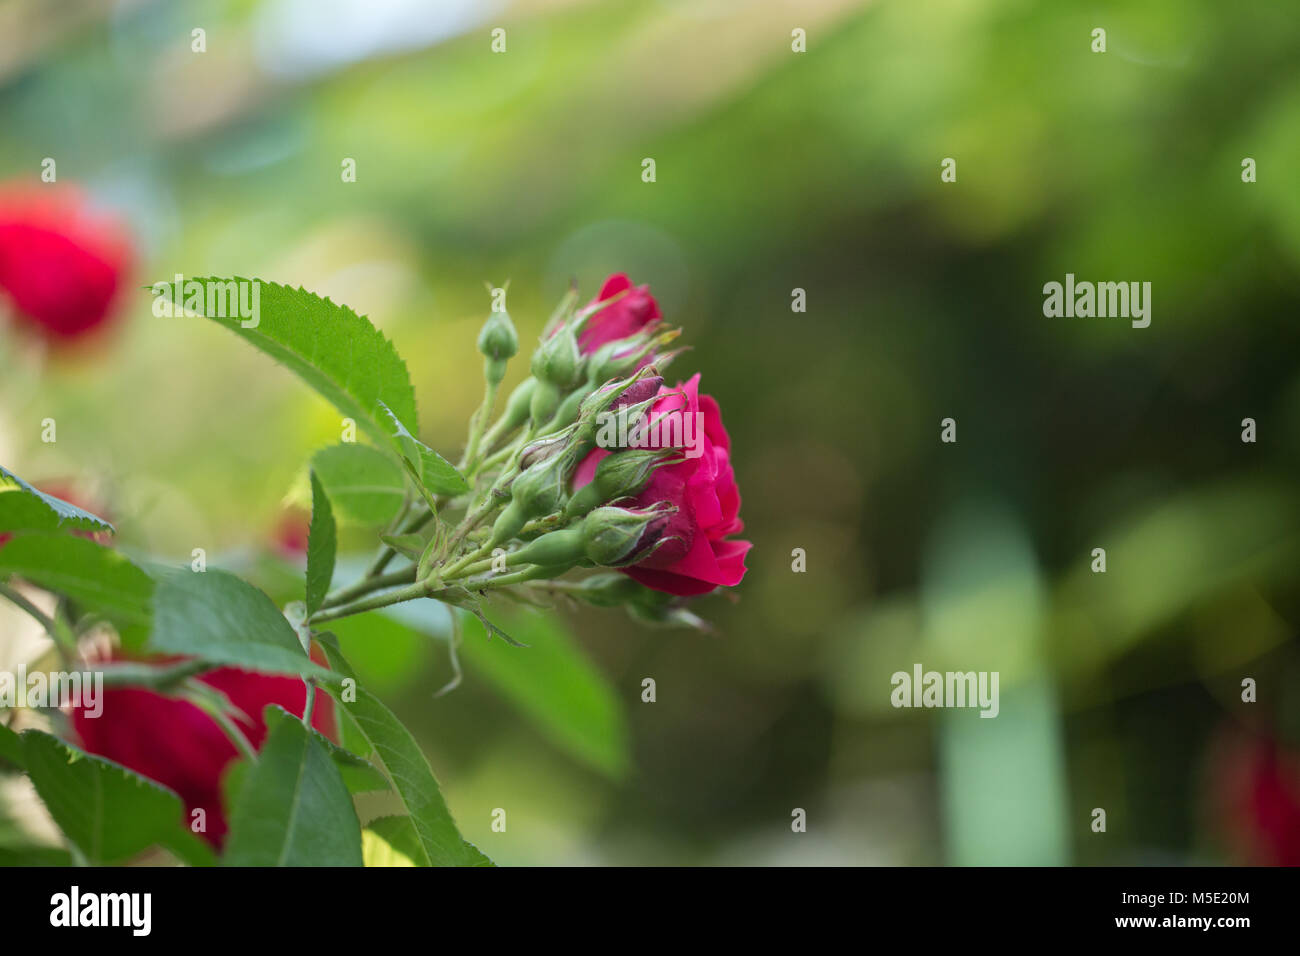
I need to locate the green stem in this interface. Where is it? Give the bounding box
[461,378,500,474]
[99,659,213,690]
[318,567,417,610]
[308,580,435,625]
[302,681,317,727]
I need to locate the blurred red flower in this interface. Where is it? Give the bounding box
[0,183,133,342]
[72,654,335,849]
[1211,730,1300,866]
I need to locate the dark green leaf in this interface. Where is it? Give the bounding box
[0,467,114,535]
[0,533,153,647]
[148,567,337,682]
[223,706,364,866]
[0,722,22,769]
[156,278,419,445]
[0,846,72,866]
[21,731,215,866]
[318,637,492,866]
[311,443,406,525]
[305,470,337,615]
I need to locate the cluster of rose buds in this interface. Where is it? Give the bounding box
[446,274,750,601]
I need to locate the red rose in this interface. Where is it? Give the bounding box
[573,373,750,596]
[1212,731,1300,866]
[0,183,133,341]
[72,655,335,848]
[579,273,661,354]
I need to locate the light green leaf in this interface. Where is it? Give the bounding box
[318,636,492,866]
[380,402,470,498]
[21,731,216,866]
[224,706,364,866]
[305,470,336,616]
[380,533,426,560]
[148,567,337,683]
[460,609,630,780]
[0,467,114,535]
[0,532,153,646]
[157,278,419,445]
[311,443,406,525]
[363,815,422,867]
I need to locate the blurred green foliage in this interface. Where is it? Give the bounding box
[1,0,1298,864]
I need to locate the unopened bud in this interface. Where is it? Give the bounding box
[580,503,675,567]
[565,449,676,519]
[531,324,581,387]
[478,310,519,385]
[504,527,585,570]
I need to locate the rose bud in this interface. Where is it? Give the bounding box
[71,652,335,849]
[529,325,582,426]
[572,374,750,596]
[518,428,575,470]
[564,448,678,519]
[477,309,519,386]
[0,183,133,343]
[586,327,680,383]
[580,503,675,568]
[486,448,574,548]
[577,274,661,354]
[571,367,664,444]
[499,526,585,571]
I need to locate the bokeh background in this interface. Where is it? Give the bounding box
[3,0,1300,865]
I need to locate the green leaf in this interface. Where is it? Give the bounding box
[311,443,406,525]
[148,567,337,683]
[380,533,426,560]
[318,636,492,866]
[157,278,419,445]
[380,402,470,498]
[0,532,153,646]
[363,815,423,867]
[0,467,114,535]
[310,726,390,794]
[0,722,22,769]
[224,706,364,866]
[0,846,72,866]
[305,471,336,615]
[460,609,630,780]
[21,731,216,866]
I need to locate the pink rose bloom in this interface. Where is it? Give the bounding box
[573,373,750,596]
[0,183,133,342]
[579,273,661,354]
